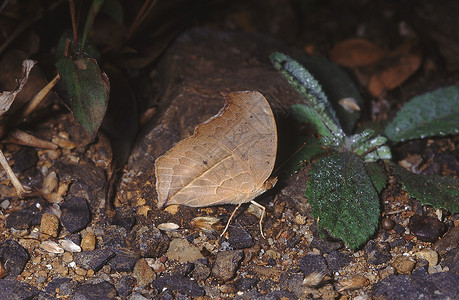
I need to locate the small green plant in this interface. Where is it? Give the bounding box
[270,52,459,249]
[55,0,110,137]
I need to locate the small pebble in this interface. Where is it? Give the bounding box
[74,267,87,276]
[365,240,392,265]
[62,252,73,263]
[42,171,58,194]
[40,241,64,254]
[294,214,307,225]
[40,213,60,238]
[338,276,369,291]
[381,217,395,231]
[379,266,395,279]
[0,199,10,209]
[265,249,281,260]
[212,250,244,282]
[81,232,96,251]
[60,197,91,234]
[132,258,156,287]
[166,238,204,263]
[299,254,330,276]
[59,239,81,253]
[392,256,415,274]
[228,226,254,249]
[73,249,115,271]
[415,249,438,267]
[157,222,180,231]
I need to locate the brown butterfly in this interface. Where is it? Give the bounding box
[154,91,277,237]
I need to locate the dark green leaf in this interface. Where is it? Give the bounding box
[291,104,334,141]
[56,57,110,136]
[385,86,459,143]
[392,165,459,214]
[298,55,363,134]
[306,152,380,249]
[81,0,105,52]
[270,52,344,147]
[365,162,388,193]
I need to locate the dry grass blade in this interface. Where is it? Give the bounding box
[6,129,58,149]
[0,148,27,197]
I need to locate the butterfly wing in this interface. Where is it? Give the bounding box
[155,91,277,208]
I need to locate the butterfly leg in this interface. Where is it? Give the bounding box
[250,200,266,239]
[220,203,242,237]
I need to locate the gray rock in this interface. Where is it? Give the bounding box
[12,146,37,173]
[442,248,459,274]
[434,225,459,256]
[108,250,138,272]
[45,277,73,296]
[212,250,244,282]
[191,260,211,281]
[0,279,40,300]
[173,262,194,277]
[298,254,330,276]
[310,237,344,254]
[279,271,304,298]
[111,207,136,231]
[408,214,445,243]
[228,226,254,249]
[60,197,91,233]
[130,225,169,258]
[74,249,115,271]
[102,225,127,249]
[325,250,352,273]
[0,240,29,279]
[153,276,205,297]
[365,240,392,265]
[235,277,259,291]
[72,281,117,300]
[372,268,459,299]
[5,200,42,230]
[115,275,136,297]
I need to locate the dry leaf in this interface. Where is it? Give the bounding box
[368,42,422,97]
[0,60,36,117]
[329,38,386,68]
